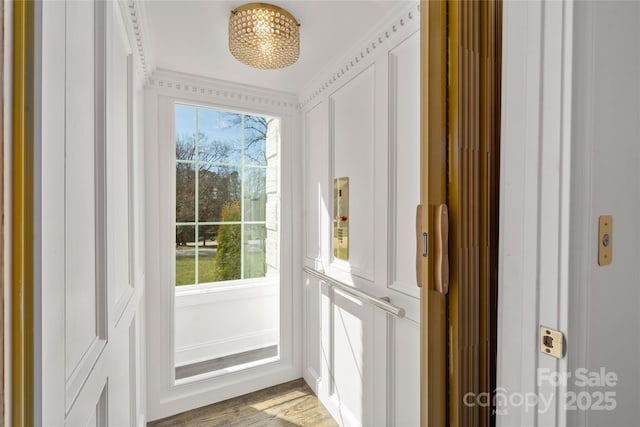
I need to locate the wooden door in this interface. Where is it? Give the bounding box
[420,1,501,426]
[419,1,448,425]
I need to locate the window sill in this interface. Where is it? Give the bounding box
[175,275,279,297]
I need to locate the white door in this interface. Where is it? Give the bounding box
[40,1,145,425]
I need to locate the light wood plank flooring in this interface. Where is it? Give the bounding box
[148,378,337,427]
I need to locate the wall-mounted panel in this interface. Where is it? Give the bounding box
[95,383,108,427]
[108,318,132,427]
[390,318,420,427]
[304,103,329,264]
[107,1,134,324]
[330,66,376,280]
[174,282,279,366]
[331,289,373,427]
[64,0,101,384]
[83,384,107,427]
[64,375,109,427]
[388,31,420,298]
[129,318,138,427]
[43,0,147,423]
[303,274,321,386]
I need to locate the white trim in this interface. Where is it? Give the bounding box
[497,1,573,425]
[145,73,302,421]
[118,0,155,79]
[149,69,298,112]
[566,3,592,427]
[298,2,419,108]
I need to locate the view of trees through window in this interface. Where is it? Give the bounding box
[175,103,278,286]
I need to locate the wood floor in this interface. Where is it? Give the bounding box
[148,379,337,427]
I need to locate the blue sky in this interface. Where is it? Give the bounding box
[175,103,240,143]
[175,103,269,166]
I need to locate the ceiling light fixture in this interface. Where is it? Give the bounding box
[229,3,300,70]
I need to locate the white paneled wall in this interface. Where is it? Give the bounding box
[330,66,376,281]
[40,1,147,424]
[301,4,420,426]
[174,281,279,367]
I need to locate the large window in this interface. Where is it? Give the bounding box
[175,103,279,286]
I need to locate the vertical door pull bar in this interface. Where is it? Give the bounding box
[435,204,449,294]
[416,204,424,287]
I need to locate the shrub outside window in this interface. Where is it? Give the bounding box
[174,103,280,286]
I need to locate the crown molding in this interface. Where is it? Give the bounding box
[120,0,155,79]
[147,69,300,113]
[298,2,420,109]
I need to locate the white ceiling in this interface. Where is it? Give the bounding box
[144,0,412,95]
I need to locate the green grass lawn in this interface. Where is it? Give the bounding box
[175,250,266,286]
[175,252,217,285]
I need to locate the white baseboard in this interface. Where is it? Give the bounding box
[303,367,321,394]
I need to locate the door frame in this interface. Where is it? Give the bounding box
[11,0,35,425]
[419,1,448,425]
[496,2,573,425]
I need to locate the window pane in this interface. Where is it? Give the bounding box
[198,108,242,165]
[176,105,196,161]
[244,224,266,279]
[244,115,268,166]
[244,167,267,221]
[197,225,218,284]
[175,225,196,286]
[176,164,195,222]
[198,166,241,223]
[212,223,241,282]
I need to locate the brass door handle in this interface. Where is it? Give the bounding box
[434,204,449,294]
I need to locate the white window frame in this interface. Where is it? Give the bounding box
[172,101,278,290]
[144,73,301,420]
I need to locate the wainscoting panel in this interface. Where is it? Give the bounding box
[304,103,329,265]
[388,30,421,299]
[42,0,147,423]
[388,317,420,427]
[330,289,374,427]
[106,0,135,325]
[300,4,421,426]
[329,66,376,281]
[64,0,108,410]
[303,275,322,389]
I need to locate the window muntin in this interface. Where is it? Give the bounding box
[175,103,278,286]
